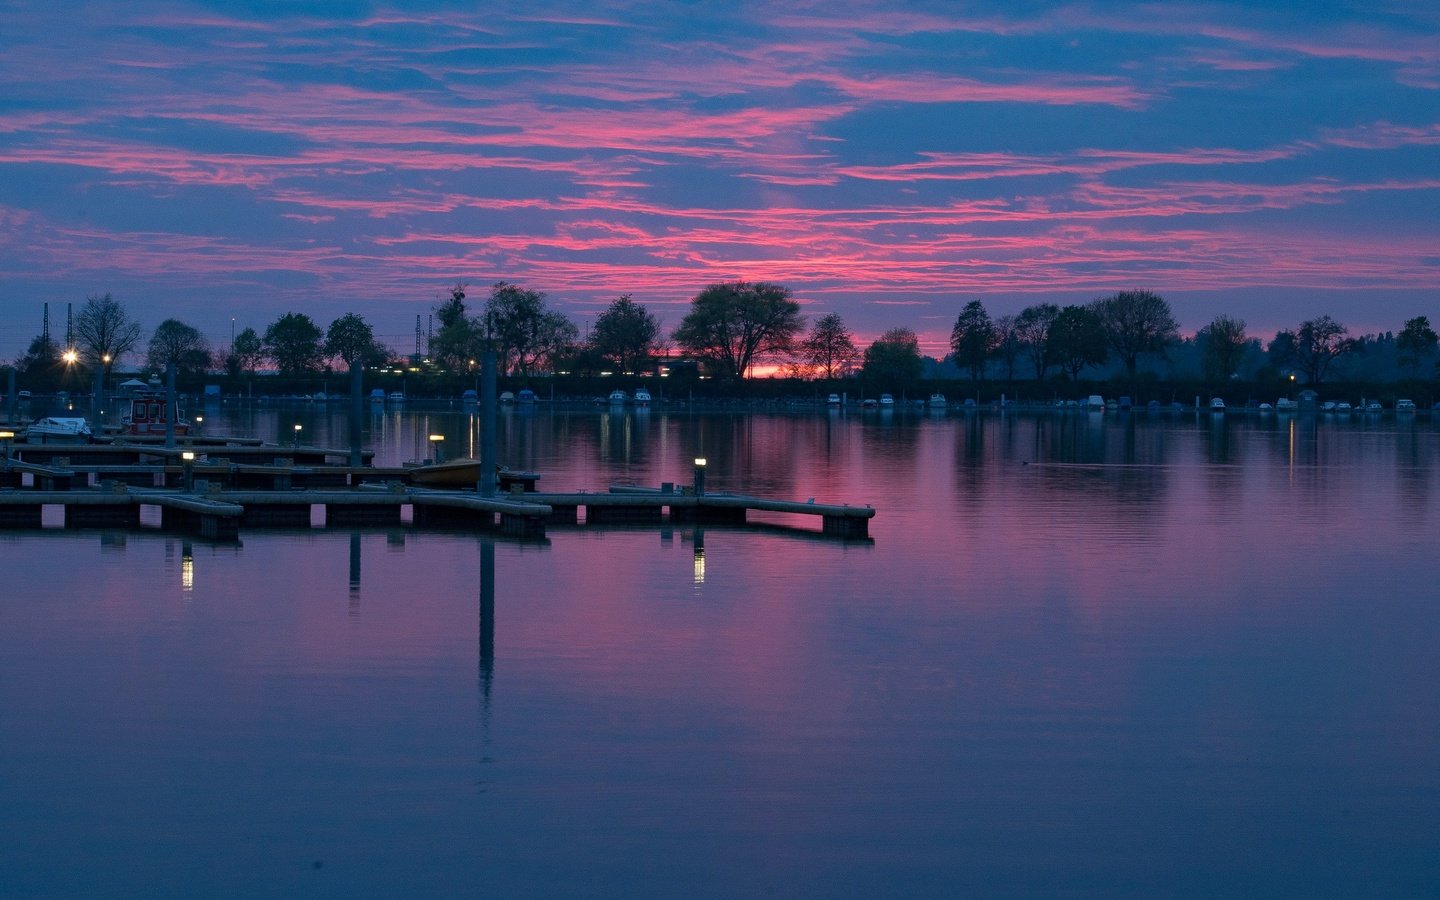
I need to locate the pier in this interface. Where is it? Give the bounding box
[0,442,873,540]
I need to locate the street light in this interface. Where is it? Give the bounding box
[0,430,13,464]
[693,457,706,497]
[429,433,444,463]
[194,415,203,436]
[181,450,196,492]
[293,423,303,447]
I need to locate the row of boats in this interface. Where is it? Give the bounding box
[12,393,192,443]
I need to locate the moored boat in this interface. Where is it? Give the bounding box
[928,393,947,409]
[608,389,627,405]
[122,394,191,437]
[24,416,94,443]
[633,388,651,406]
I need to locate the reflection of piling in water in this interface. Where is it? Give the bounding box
[479,540,495,705]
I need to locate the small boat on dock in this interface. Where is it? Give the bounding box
[24,416,94,443]
[633,388,651,407]
[408,458,540,492]
[608,390,628,406]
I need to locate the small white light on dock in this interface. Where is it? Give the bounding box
[181,451,195,461]
[694,457,706,467]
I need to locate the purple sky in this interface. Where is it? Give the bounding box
[2,0,1438,363]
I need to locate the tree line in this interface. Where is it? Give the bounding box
[9,284,1440,394]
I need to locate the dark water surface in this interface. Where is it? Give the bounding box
[3,405,1438,897]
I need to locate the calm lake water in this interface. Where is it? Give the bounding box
[3,403,1439,897]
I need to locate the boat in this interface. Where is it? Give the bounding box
[369,389,386,402]
[827,393,841,408]
[461,389,478,403]
[608,390,627,405]
[1085,395,1105,411]
[879,393,895,408]
[1335,401,1353,414]
[1276,398,1298,412]
[861,397,878,409]
[1209,397,1226,412]
[633,388,651,407]
[517,388,537,404]
[928,393,947,409]
[122,394,191,437]
[1363,401,1382,413]
[1258,402,1274,412]
[24,416,94,443]
[408,458,539,492]
[1396,399,1417,413]
[388,391,406,403]
[499,391,515,404]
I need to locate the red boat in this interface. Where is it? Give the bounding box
[122,393,191,436]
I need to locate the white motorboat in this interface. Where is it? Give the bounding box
[608,390,627,405]
[928,393,947,409]
[1209,397,1226,412]
[633,389,651,406]
[879,393,895,408]
[25,416,94,443]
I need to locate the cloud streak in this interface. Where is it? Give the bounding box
[0,0,1437,358]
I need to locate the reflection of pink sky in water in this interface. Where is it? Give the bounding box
[2,410,1438,892]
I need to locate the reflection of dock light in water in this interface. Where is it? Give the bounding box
[181,541,194,593]
[692,530,706,584]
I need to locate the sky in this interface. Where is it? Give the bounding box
[1,0,1438,363]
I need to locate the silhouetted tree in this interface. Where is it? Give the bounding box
[429,283,482,372]
[1290,313,1353,380]
[949,300,996,381]
[1197,314,1248,383]
[325,314,390,369]
[673,281,803,380]
[992,314,1021,382]
[590,294,659,375]
[73,293,142,376]
[1048,305,1108,381]
[861,327,923,387]
[15,333,61,391]
[1396,315,1438,376]
[800,312,859,379]
[479,282,577,377]
[224,327,264,378]
[264,313,325,375]
[146,319,211,375]
[1091,289,1177,380]
[1015,303,1060,380]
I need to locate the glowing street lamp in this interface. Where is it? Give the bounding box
[0,430,13,464]
[293,423,303,446]
[693,457,706,497]
[181,450,196,492]
[429,433,444,463]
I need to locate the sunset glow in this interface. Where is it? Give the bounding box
[1,1,1437,359]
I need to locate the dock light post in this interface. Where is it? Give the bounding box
[0,430,13,464]
[693,457,706,497]
[429,433,444,463]
[293,423,302,447]
[181,450,195,492]
[194,415,203,436]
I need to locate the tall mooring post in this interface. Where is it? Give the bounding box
[92,363,105,432]
[349,362,363,468]
[478,350,498,497]
[165,362,177,449]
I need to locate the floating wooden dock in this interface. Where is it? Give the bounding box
[0,482,872,541]
[0,441,874,540]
